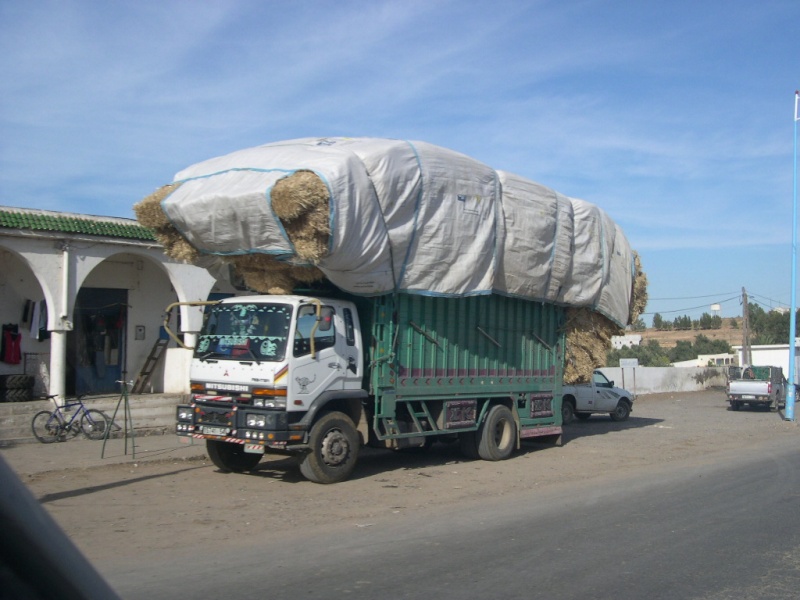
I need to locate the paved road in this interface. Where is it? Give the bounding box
[106,434,800,600]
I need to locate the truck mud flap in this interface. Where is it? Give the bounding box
[520,425,562,446]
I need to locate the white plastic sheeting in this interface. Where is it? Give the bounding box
[161,137,634,326]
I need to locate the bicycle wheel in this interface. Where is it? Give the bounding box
[31,411,62,443]
[81,409,109,440]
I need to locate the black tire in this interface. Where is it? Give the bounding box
[81,409,109,440]
[458,431,480,459]
[575,413,592,421]
[299,411,359,484]
[477,404,517,461]
[0,374,34,389]
[31,411,62,443]
[730,401,741,411]
[206,440,262,473]
[3,387,33,402]
[561,398,575,424]
[609,400,631,422]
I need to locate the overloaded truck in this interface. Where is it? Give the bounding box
[174,292,565,483]
[136,137,639,483]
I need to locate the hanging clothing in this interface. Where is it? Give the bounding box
[1,324,22,365]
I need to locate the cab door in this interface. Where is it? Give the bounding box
[288,304,345,410]
[590,371,621,411]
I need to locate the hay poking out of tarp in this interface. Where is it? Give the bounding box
[225,254,325,295]
[271,170,329,221]
[564,308,621,385]
[133,184,180,229]
[629,251,648,324]
[133,183,199,263]
[564,251,649,384]
[272,170,330,263]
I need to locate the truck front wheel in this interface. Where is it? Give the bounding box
[609,400,631,422]
[206,440,262,473]
[299,411,360,484]
[477,405,517,461]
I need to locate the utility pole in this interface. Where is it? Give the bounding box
[741,287,751,366]
[786,90,799,422]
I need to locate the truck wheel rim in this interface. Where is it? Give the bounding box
[320,428,349,466]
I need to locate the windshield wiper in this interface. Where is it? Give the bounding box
[238,347,262,365]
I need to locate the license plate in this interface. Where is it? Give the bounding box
[202,426,230,436]
[244,444,265,454]
[741,395,755,400]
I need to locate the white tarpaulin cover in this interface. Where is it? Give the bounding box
[161,137,634,326]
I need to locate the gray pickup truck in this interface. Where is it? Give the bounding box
[727,365,786,411]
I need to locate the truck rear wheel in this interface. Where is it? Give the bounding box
[299,411,359,484]
[206,440,262,473]
[561,398,575,424]
[477,405,516,461]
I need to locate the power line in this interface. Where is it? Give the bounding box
[648,291,738,301]
[641,295,740,316]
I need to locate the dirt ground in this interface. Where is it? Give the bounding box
[18,389,800,569]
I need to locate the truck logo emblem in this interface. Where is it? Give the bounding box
[295,374,317,393]
[223,370,229,377]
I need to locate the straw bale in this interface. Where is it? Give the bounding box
[145,226,198,264]
[133,184,181,229]
[282,203,330,263]
[271,170,329,220]
[289,265,326,284]
[564,308,622,384]
[225,254,325,295]
[629,251,648,324]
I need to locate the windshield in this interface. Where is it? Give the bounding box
[195,302,292,362]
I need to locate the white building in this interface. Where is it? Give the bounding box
[672,353,739,368]
[0,206,241,400]
[611,334,642,350]
[732,340,800,375]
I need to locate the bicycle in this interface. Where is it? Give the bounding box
[31,396,110,443]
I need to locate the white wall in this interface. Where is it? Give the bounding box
[599,366,727,395]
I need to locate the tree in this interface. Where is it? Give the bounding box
[693,334,732,355]
[669,340,696,363]
[631,317,647,332]
[652,313,664,330]
[747,305,800,345]
[607,339,671,367]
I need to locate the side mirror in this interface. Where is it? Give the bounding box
[317,307,334,332]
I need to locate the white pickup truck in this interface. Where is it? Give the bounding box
[727,365,785,411]
[561,370,635,423]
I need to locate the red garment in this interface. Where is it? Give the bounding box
[2,330,21,365]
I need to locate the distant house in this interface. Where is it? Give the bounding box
[611,334,642,350]
[672,353,739,368]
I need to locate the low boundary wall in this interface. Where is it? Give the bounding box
[598,366,727,395]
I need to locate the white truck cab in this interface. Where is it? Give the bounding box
[561,370,635,423]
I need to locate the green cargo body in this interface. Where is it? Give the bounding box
[368,294,565,442]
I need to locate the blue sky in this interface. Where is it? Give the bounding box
[1,0,798,324]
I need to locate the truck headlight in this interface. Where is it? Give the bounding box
[253,397,287,409]
[177,407,194,421]
[246,414,268,428]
